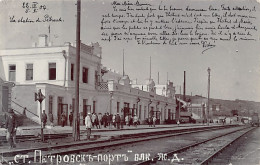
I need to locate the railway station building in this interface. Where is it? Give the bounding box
[0,34,176,126]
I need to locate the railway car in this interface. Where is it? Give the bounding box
[251,113,259,127]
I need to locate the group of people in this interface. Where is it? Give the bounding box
[4,108,159,147]
[84,112,142,140]
[86,112,125,130]
[147,116,157,127]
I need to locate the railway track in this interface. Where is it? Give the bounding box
[0,125,237,164]
[0,124,205,144]
[135,126,254,165]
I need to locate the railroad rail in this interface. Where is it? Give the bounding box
[0,125,238,164]
[135,126,254,165]
[0,124,205,143]
[200,127,255,165]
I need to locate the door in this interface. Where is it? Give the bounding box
[58,104,68,125]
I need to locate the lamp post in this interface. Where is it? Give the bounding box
[34,89,45,141]
[207,67,211,125]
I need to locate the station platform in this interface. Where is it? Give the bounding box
[0,123,222,153]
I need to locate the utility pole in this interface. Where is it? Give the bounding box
[34,89,45,141]
[207,67,211,125]
[73,0,81,141]
[179,86,181,123]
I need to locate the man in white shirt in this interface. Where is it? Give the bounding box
[85,113,92,140]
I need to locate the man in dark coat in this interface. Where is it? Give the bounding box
[69,112,73,127]
[115,113,121,129]
[102,113,107,128]
[42,110,47,128]
[61,112,66,127]
[107,113,112,128]
[49,112,54,127]
[5,109,17,149]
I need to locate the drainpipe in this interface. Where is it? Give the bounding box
[62,50,67,87]
[148,99,152,118]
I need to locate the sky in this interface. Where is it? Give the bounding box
[0,0,260,102]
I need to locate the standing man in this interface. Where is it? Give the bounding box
[115,113,121,129]
[61,112,66,127]
[49,112,54,127]
[102,113,107,128]
[69,112,73,127]
[152,115,157,127]
[107,113,112,128]
[5,109,17,149]
[85,113,92,140]
[91,113,97,128]
[98,113,102,129]
[42,110,47,128]
[120,114,125,129]
[133,115,138,128]
[125,114,129,127]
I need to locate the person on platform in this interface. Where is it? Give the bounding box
[98,113,102,129]
[152,115,157,127]
[102,113,107,128]
[69,112,73,127]
[95,113,100,129]
[112,114,116,128]
[5,109,17,149]
[85,113,92,140]
[149,116,153,127]
[61,112,66,127]
[108,113,112,128]
[120,114,125,129]
[125,114,129,127]
[91,113,97,127]
[133,115,138,128]
[115,113,121,129]
[42,110,47,128]
[49,112,54,127]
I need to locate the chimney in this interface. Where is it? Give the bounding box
[38,34,48,47]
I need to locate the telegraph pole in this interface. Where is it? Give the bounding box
[34,89,45,141]
[73,0,81,141]
[207,67,211,125]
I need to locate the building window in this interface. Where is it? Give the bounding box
[9,65,16,81]
[49,63,56,80]
[93,101,96,113]
[83,99,88,113]
[117,102,120,113]
[71,64,74,81]
[49,96,53,114]
[82,67,88,83]
[168,109,171,120]
[26,64,33,80]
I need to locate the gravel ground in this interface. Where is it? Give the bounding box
[71,126,246,165]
